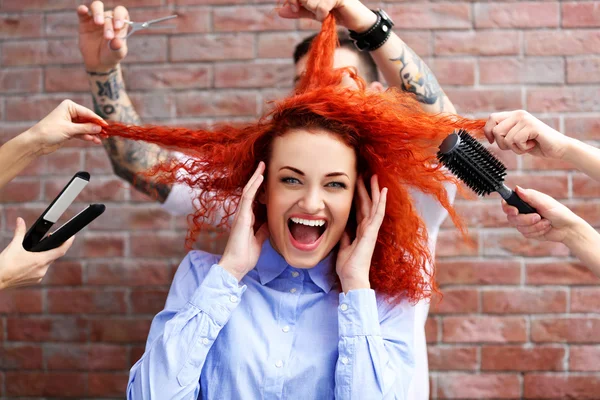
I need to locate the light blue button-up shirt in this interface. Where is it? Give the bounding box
[128,240,415,399]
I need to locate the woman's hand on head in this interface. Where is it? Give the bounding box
[0,218,75,291]
[218,162,270,282]
[25,100,106,156]
[501,186,584,244]
[483,110,572,160]
[278,0,377,32]
[336,175,387,293]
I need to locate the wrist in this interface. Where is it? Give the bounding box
[340,0,378,32]
[15,128,43,158]
[561,136,582,163]
[86,65,121,80]
[563,217,594,248]
[218,259,246,282]
[340,276,371,293]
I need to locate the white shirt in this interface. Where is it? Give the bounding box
[162,165,456,400]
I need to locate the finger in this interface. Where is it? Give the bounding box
[484,112,512,143]
[112,5,129,31]
[501,200,518,217]
[287,0,300,13]
[315,0,332,21]
[77,5,93,23]
[516,219,551,235]
[368,187,387,234]
[504,120,527,152]
[370,175,380,218]
[90,1,105,25]
[43,236,75,262]
[69,101,107,125]
[523,225,552,239]
[12,217,27,242]
[506,212,541,227]
[278,4,316,19]
[302,0,320,14]
[512,128,537,153]
[103,13,115,40]
[515,186,562,216]
[356,178,371,222]
[254,223,270,245]
[492,114,520,151]
[242,161,266,194]
[340,231,351,249]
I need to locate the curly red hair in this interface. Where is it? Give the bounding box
[99,15,485,302]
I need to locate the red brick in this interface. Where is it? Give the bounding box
[570,346,600,371]
[0,289,43,313]
[531,317,600,343]
[480,57,564,85]
[0,319,5,341]
[521,155,574,171]
[427,346,478,371]
[483,231,570,257]
[567,57,600,83]
[124,36,168,64]
[565,116,600,140]
[42,260,83,285]
[130,232,188,258]
[481,345,565,371]
[443,316,527,343]
[7,317,88,342]
[89,372,129,397]
[4,94,90,121]
[524,373,600,398]
[90,318,152,343]
[430,289,479,314]
[505,174,568,199]
[127,64,211,90]
[215,62,294,88]
[85,205,173,231]
[446,202,510,229]
[0,68,42,93]
[573,174,600,198]
[562,2,600,28]
[426,317,439,344]
[43,149,82,174]
[0,179,41,202]
[82,234,126,258]
[0,13,43,39]
[84,148,113,174]
[557,201,599,226]
[435,31,520,56]
[435,230,478,257]
[130,289,169,314]
[432,59,475,86]
[129,92,175,119]
[475,2,559,28]
[2,0,160,10]
[119,8,210,35]
[571,288,600,313]
[170,34,255,62]
[131,345,145,365]
[258,32,303,59]
[526,261,600,285]
[528,87,600,113]
[1,39,82,66]
[444,88,522,113]
[44,66,89,92]
[525,30,600,56]
[45,344,128,370]
[174,91,258,117]
[0,344,43,369]
[482,289,567,314]
[387,4,471,30]
[6,372,87,397]
[48,289,127,314]
[213,7,295,32]
[395,30,432,57]
[436,260,521,285]
[437,373,521,399]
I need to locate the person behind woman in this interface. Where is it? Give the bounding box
[485,110,600,277]
[100,16,485,399]
[0,100,105,290]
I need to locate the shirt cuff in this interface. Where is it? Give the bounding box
[190,264,246,326]
[338,289,381,337]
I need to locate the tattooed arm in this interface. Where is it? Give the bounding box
[88,67,173,202]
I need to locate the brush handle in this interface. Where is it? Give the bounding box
[505,191,537,214]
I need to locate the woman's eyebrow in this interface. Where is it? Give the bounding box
[279,166,348,178]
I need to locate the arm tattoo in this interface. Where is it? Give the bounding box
[390,47,446,111]
[90,68,173,202]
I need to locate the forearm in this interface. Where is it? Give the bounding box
[564,220,600,278]
[88,66,173,202]
[563,138,600,183]
[0,131,38,189]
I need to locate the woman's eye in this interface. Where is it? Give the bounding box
[281,177,301,185]
[327,182,347,189]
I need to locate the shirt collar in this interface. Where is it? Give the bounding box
[255,240,337,293]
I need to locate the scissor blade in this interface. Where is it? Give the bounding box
[145,15,178,26]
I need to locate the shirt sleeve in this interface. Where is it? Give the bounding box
[127,252,246,400]
[335,289,416,400]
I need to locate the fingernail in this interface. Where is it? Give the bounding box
[114,19,123,29]
[291,4,298,12]
[105,29,114,39]
[94,15,103,24]
[92,125,102,132]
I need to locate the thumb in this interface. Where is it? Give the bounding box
[67,122,103,137]
[278,4,316,20]
[255,223,270,245]
[12,217,27,242]
[515,186,558,213]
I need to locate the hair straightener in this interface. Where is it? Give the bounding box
[437,129,537,214]
[22,171,106,252]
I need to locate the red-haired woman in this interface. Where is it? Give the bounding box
[116,17,484,400]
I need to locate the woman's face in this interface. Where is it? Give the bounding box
[263,128,357,269]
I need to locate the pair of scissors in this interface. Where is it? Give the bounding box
[107,14,178,39]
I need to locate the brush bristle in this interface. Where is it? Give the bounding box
[437,129,507,196]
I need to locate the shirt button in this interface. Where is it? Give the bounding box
[291,271,300,278]
[275,360,283,368]
[202,338,209,345]
[282,325,290,333]
[290,288,297,294]
[230,295,238,303]
[341,357,349,365]
[340,304,348,311]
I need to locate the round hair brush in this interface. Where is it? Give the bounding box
[437,129,537,214]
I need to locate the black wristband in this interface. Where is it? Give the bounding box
[348,9,395,52]
[86,67,118,76]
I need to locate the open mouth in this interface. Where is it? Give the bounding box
[287,217,328,251]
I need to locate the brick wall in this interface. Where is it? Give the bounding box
[1,0,599,398]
